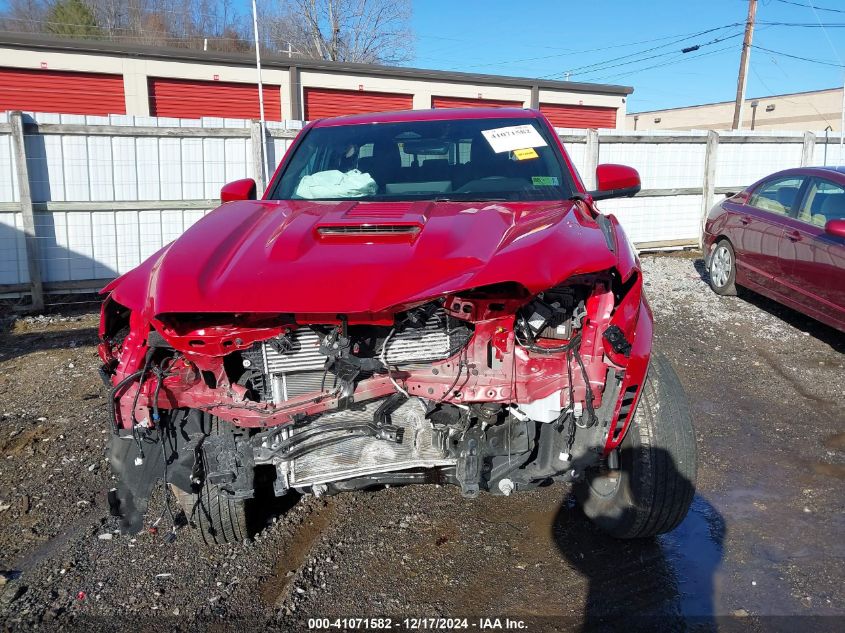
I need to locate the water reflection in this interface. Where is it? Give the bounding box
[554,495,725,632]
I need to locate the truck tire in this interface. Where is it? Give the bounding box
[172,481,248,545]
[171,414,250,545]
[575,354,696,539]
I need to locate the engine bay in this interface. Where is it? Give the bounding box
[100,269,648,525]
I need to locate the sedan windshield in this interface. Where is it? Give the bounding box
[269,117,574,202]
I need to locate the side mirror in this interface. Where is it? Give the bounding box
[825,218,845,239]
[590,164,641,201]
[220,178,257,203]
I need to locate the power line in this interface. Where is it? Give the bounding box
[752,44,845,67]
[545,18,832,81]
[806,0,844,64]
[809,0,845,166]
[588,45,737,84]
[541,23,743,79]
[749,61,836,128]
[771,0,845,14]
[409,24,742,70]
[576,31,745,79]
[756,20,845,26]
[456,24,744,70]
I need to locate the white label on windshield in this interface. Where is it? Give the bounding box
[481,125,548,153]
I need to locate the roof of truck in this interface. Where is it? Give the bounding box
[311,107,541,127]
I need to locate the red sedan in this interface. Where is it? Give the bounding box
[703,167,845,332]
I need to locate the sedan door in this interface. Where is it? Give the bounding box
[732,176,806,291]
[778,177,845,330]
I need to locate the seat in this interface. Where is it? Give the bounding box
[357,142,402,192]
[776,186,799,209]
[810,193,830,216]
[417,157,450,182]
[463,139,513,185]
[798,193,828,225]
[818,193,845,223]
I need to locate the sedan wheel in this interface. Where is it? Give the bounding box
[708,239,737,296]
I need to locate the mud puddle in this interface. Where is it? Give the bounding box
[657,496,725,617]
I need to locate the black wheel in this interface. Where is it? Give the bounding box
[171,415,250,545]
[575,354,696,539]
[708,239,737,296]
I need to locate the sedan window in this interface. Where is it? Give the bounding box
[748,177,804,216]
[797,178,845,227]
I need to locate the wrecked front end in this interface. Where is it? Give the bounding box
[99,265,651,532]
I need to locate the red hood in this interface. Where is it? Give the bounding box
[107,199,618,316]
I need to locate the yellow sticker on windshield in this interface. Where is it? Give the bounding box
[514,148,539,161]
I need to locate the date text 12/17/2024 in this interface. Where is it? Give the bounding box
[308,618,529,630]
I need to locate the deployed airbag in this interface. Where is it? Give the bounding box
[295,169,377,199]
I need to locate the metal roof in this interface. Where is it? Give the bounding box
[0,33,634,97]
[312,107,540,127]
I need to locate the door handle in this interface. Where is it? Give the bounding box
[787,230,802,242]
[740,216,752,225]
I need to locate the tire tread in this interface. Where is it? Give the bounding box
[173,415,249,546]
[576,353,697,538]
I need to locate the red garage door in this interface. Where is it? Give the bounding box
[432,96,522,109]
[0,68,125,116]
[540,103,617,129]
[148,78,282,120]
[304,88,412,119]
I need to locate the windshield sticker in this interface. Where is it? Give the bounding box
[513,148,539,161]
[532,176,559,186]
[482,124,548,153]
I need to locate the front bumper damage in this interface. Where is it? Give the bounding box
[102,269,652,533]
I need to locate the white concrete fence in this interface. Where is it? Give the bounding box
[1,110,843,310]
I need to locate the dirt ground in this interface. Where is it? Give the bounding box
[0,253,843,632]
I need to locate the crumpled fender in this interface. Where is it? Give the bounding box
[101,242,172,317]
[609,213,639,283]
[604,295,652,454]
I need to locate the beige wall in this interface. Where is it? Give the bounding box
[627,88,843,132]
[0,45,626,123]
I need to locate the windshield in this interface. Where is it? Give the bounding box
[269,117,574,202]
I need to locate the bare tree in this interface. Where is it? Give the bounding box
[264,0,414,65]
[0,0,50,32]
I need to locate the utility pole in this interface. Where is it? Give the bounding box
[732,0,758,130]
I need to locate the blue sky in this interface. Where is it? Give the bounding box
[407,0,845,112]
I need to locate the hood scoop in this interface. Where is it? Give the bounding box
[315,222,422,242]
[315,201,428,242]
[344,202,413,219]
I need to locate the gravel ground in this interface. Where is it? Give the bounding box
[0,252,843,632]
